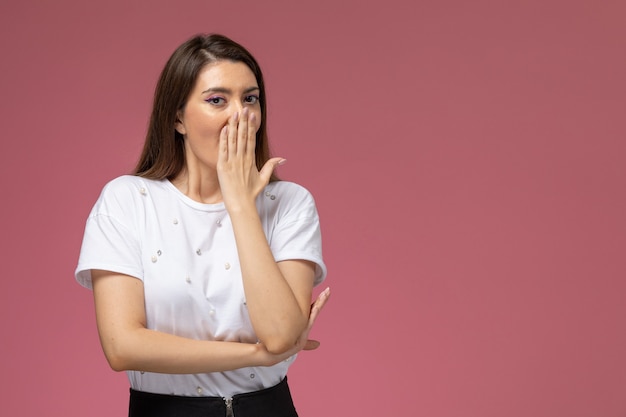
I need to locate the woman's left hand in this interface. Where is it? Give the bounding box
[217,108,283,212]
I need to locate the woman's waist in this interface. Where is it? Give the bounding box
[126,362,294,398]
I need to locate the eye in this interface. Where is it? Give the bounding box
[206,96,226,105]
[244,95,259,105]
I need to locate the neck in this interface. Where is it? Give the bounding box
[171,166,222,204]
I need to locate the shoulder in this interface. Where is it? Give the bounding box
[100,175,158,194]
[90,175,162,216]
[260,181,319,220]
[265,181,315,202]
[97,175,164,200]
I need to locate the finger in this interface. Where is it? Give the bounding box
[237,108,248,156]
[228,111,239,158]
[302,339,321,351]
[218,125,229,164]
[310,287,331,313]
[308,287,331,326]
[259,157,286,184]
[246,111,257,159]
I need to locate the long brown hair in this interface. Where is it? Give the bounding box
[134,34,277,181]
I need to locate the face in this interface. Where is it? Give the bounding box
[175,60,261,170]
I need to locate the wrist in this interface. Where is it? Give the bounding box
[251,342,272,367]
[224,196,257,215]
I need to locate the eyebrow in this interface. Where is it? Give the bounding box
[201,86,260,95]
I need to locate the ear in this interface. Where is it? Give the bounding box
[175,112,186,135]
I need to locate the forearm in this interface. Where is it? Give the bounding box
[99,326,271,374]
[229,203,310,353]
[92,269,287,374]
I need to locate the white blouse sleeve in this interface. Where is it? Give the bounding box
[75,177,143,289]
[268,183,327,286]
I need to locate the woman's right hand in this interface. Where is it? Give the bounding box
[258,287,331,366]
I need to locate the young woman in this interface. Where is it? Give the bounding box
[76,33,329,417]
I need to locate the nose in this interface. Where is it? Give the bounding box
[231,100,244,115]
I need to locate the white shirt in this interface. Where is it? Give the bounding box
[75,175,326,397]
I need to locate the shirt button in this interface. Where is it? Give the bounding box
[196,249,202,256]
[185,276,191,284]
[209,309,215,317]
[224,262,231,270]
[250,373,255,379]
[151,256,157,263]
[173,218,178,225]
[216,219,222,227]
[139,187,146,195]
[197,387,203,394]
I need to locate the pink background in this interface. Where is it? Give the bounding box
[1,0,625,416]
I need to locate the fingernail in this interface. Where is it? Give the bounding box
[278,159,287,166]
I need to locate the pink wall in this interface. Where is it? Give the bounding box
[1,0,625,415]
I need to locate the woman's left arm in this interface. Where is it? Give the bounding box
[230,206,315,354]
[217,108,318,354]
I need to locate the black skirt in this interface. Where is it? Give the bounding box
[128,377,298,417]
